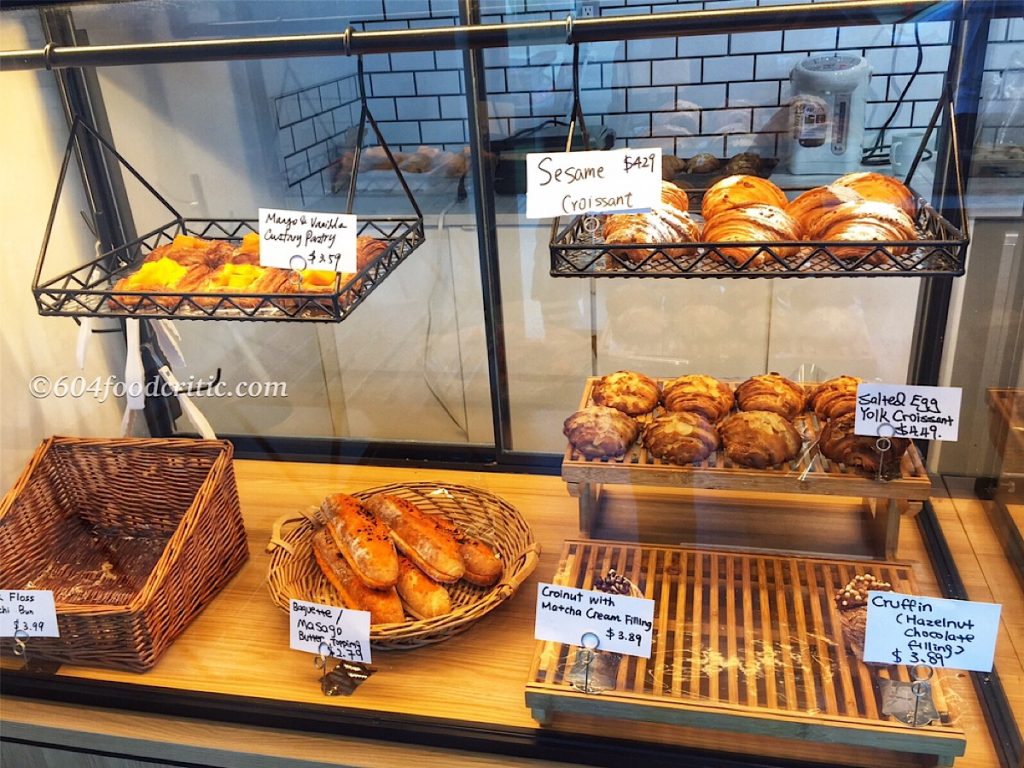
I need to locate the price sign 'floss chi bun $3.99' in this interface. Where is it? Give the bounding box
[534,583,655,658]
[0,590,59,638]
[526,148,662,219]
[259,208,358,273]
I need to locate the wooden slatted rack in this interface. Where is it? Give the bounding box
[562,378,933,558]
[526,540,966,766]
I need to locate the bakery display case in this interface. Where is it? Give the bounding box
[2,2,1023,768]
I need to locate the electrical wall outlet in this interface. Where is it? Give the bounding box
[577,1,598,18]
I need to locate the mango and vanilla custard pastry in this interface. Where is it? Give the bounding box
[111,255,210,307]
[109,231,389,310]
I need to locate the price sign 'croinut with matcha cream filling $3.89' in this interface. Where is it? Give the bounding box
[534,583,655,658]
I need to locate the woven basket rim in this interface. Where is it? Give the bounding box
[1,436,235,613]
[0,436,248,671]
[266,481,539,648]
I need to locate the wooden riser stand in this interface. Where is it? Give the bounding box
[563,378,932,559]
[526,540,967,767]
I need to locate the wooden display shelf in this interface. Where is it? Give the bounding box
[986,388,1024,475]
[526,540,966,766]
[0,461,1008,768]
[563,377,932,558]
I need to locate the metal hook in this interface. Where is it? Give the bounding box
[342,26,353,57]
[42,42,56,71]
[565,14,574,45]
[572,42,581,103]
[356,54,367,104]
[158,366,223,396]
[12,629,29,657]
[79,209,99,239]
[563,43,588,153]
[189,367,223,396]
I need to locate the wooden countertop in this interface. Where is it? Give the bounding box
[0,459,1010,768]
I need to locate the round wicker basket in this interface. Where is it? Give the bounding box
[266,482,540,650]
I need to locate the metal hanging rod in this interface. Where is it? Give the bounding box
[0,0,974,72]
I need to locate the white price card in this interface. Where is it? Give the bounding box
[258,208,357,273]
[534,583,655,658]
[0,590,59,638]
[863,591,1001,672]
[855,383,962,441]
[289,599,371,663]
[525,147,662,219]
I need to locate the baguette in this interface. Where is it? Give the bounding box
[396,555,452,620]
[321,493,399,589]
[311,528,405,624]
[365,494,466,584]
[457,538,503,587]
[415,511,503,588]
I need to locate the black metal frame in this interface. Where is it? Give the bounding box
[917,502,1024,768]
[38,7,181,437]
[548,52,969,279]
[460,0,515,459]
[7,0,1020,70]
[32,72,425,323]
[908,1,999,394]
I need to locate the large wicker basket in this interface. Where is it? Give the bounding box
[266,482,540,649]
[0,436,248,672]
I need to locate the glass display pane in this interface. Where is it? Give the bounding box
[3,3,1024,764]
[67,1,493,445]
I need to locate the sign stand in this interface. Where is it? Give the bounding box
[880,665,941,726]
[314,641,376,697]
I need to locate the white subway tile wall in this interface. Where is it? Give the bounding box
[277,1,1023,194]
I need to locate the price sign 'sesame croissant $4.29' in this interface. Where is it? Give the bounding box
[526,148,662,219]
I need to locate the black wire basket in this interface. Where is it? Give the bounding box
[549,186,965,278]
[549,71,968,279]
[35,212,423,321]
[34,66,424,323]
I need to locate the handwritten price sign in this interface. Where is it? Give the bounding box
[863,592,1001,672]
[259,208,357,273]
[855,383,962,441]
[0,591,59,638]
[526,148,662,219]
[534,583,655,658]
[289,599,371,663]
